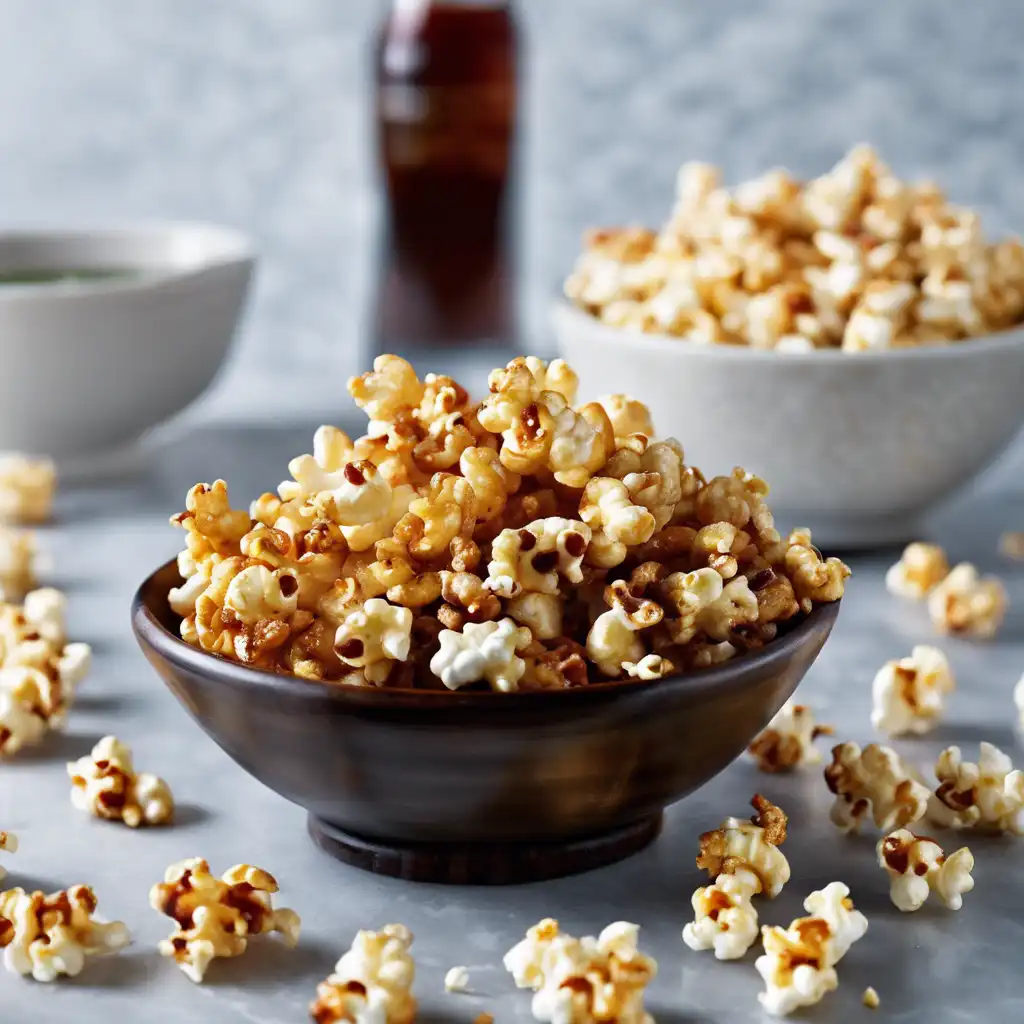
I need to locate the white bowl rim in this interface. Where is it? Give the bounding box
[553,296,1024,364]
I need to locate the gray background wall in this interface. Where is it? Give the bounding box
[0,0,1020,410]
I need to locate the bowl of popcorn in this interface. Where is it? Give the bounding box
[132,354,846,884]
[555,145,1024,546]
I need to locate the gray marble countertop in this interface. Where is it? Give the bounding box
[1,412,1022,1024]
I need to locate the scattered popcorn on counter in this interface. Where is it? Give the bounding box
[825,742,929,832]
[0,884,129,982]
[0,455,56,524]
[928,742,1024,833]
[310,924,417,1024]
[504,918,656,1024]
[696,794,791,898]
[927,563,1007,639]
[67,736,174,827]
[748,700,833,772]
[150,858,300,983]
[878,829,975,911]
[0,831,16,882]
[682,868,760,960]
[871,645,955,736]
[863,987,881,1010]
[1000,531,1024,560]
[565,146,1024,351]
[0,527,36,600]
[754,883,867,1017]
[885,542,949,600]
[444,965,470,993]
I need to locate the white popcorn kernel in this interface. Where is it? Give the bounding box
[0,455,56,523]
[802,882,867,965]
[444,965,470,993]
[485,518,592,598]
[748,700,833,772]
[67,736,174,828]
[622,654,675,681]
[755,919,838,1017]
[0,885,130,982]
[334,599,413,685]
[927,562,1007,639]
[430,618,534,692]
[878,829,975,912]
[585,606,645,679]
[311,924,417,1024]
[506,592,563,641]
[682,867,760,960]
[885,541,949,600]
[223,564,299,625]
[863,986,880,1009]
[20,587,67,647]
[928,742,1024,833]
[0,830,16,882]
[825,741,929,833]
[871,645,955,736]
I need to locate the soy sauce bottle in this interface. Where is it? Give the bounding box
[373,0,518,363]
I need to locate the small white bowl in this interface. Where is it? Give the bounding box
[554,299,1024,547]
[0,224,255,463]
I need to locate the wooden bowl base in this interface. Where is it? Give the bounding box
[307,814,663,885]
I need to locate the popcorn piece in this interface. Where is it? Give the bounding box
[622,654,675,681]
[348,355,425,429]
[579,477,656,569]
[927,562,1007,639]
[585,606,645,679]
[485,518,591,598]
[0,885,130,982]
[928,742,1024,833]
[0,528,36,600]
[871,645,955,736]
[1001,531,1024,560]
[310,924,417,1024]
[0,455,55,523]
[878,829,975,911]
[825,742,929,833]
[224,563,300,625]
[67,735,174,828]
[0,831,16,882]
[444,965,470,993]
[863,987,880,1010]
[334,598,413,686]
[150,858,300,983]
[682,868,759,960]
[504,919,657,1024]
[170,480,251,583]
[696,794,791,898]
[748,700,833,772]
[430,618,533,692]
[885,542,950,600]
[597,394,655,443]
[755,883,867,1017]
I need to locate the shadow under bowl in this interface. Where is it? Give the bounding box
[132,559,840,885]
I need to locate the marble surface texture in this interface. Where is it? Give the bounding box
[0,2,1023,1021]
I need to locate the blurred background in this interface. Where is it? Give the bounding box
[1,0,1020,420]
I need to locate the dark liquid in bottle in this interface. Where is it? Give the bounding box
[374,1,517,356]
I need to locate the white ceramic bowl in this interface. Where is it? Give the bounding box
[0,224,255,463]
[554,299,1024,547]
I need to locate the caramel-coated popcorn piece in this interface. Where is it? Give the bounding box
[696,794,791,898]
[928,742,1024,833]
[311,924,417,1024]
[682,868,759,960]
[825,741,928,833]
[885,542,950,600]
[878,829,974,912]
[0,455,55,523]
[504,919,656,1024]
[0,527,36,600]
[0,885,129,982]
[68,735,174,827]
[748,700,833,772]
[927,562,1007,639]
[150,858,300,983]
[0,831,16,882]
[871,645,955,737]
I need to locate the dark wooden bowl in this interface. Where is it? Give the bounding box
[132,559,840,885]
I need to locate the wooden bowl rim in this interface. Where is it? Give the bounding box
[132,558,840,710]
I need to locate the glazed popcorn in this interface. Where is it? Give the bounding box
[824,741,929,833]
[504,918,657,1024]
[67,735,174,828]
[310,924,417,1024]
[0,831,15,882]
[0,455,55,523]
[0,528,36,600]
[871,645,955,736]
[755,883,867,1018]
[885,542,950,600]
[150,858,300,983]
[748,700,833,772]
[682,868,760,960]
[928,742,1024,833]
[696,794,791,898]
[877,829,975,912]
[927,562,1007,639]
[565,145,1024,350]
[0,885,129,982]
[169,355,848,688]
